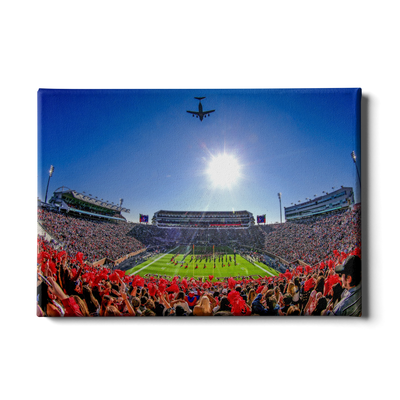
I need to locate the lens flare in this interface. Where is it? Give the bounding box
[207,153,241,188]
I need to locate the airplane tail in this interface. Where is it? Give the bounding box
[194,97,205,100]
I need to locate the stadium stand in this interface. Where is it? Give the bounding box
[47,187,129,222]
[127,224,265,248]
[262,208,361,266]
[153,210,254,228]
[38,208,145,263]
[285,187,354,220]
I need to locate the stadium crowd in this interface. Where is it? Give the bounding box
[37,205,361,317]
[37,235,361,317]
[262,208,361,266]
[38,208,145,262]
[128,224,265,248]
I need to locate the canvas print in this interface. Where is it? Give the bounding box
[37,88,361,317]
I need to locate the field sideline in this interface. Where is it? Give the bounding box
[125,245,279,280]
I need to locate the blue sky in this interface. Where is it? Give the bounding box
[38,88,361,223]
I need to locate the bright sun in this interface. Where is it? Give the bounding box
[207,153,241,188]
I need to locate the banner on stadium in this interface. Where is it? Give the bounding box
[257,215,266,224]
[139,214,149,223]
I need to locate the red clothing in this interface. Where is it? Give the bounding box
[186,295,198,307]
[61,297,83,317]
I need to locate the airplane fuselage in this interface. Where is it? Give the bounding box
[198,102,204,120]
[196,101,211,121]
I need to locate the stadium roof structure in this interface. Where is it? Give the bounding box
[284,187,354,220]
[51,187,130,213]
[154,210,251,217]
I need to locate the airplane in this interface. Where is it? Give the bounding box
[186,97,215,121]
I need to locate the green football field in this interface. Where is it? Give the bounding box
[125,245,279,280]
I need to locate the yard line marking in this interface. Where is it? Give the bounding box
[128,246,179,276]
[251,261,275,276]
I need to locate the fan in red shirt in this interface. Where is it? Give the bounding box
[185,291,199,310]
[45,277,83,317]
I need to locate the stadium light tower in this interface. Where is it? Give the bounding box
[120,198,124,207]
[44,165,54,204]
[351,151,361,188]
[277,192,282,223]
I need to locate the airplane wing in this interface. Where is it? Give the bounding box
[203,110,215,114]
[187,111,200,115]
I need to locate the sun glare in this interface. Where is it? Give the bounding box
[207,153,241,188]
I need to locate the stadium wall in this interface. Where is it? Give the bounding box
[77,246,147,268]
[114,248,147,266]
[91,257,111,268]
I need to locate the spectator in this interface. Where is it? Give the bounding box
[99,295,113,316]
[281,294,293,314]
[130,297,142,316]
[193,295,215,316]
[287,282,296,299]
[175,305,188,316]
[144,299,156,316]
[170,291,192,315]
[292,277,301,305]
[265,294,281,316]
[330,283,344,309]
[314,277,325,295]
[311,297,329,316]
[213,297,232,316]
[71,295,90,316]
[81,286,100,316]
[185,291,199,310]
[247,289,256,306]
[46,277,83,317]
[287,306,301,315]
[304,291,321,315]
[105,306,122,316]
[139,297,148,313]
[332,255,361,316]
[251,287,270,315]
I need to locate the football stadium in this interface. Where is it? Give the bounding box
[37,89,361,317]
[37,185,361,317]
